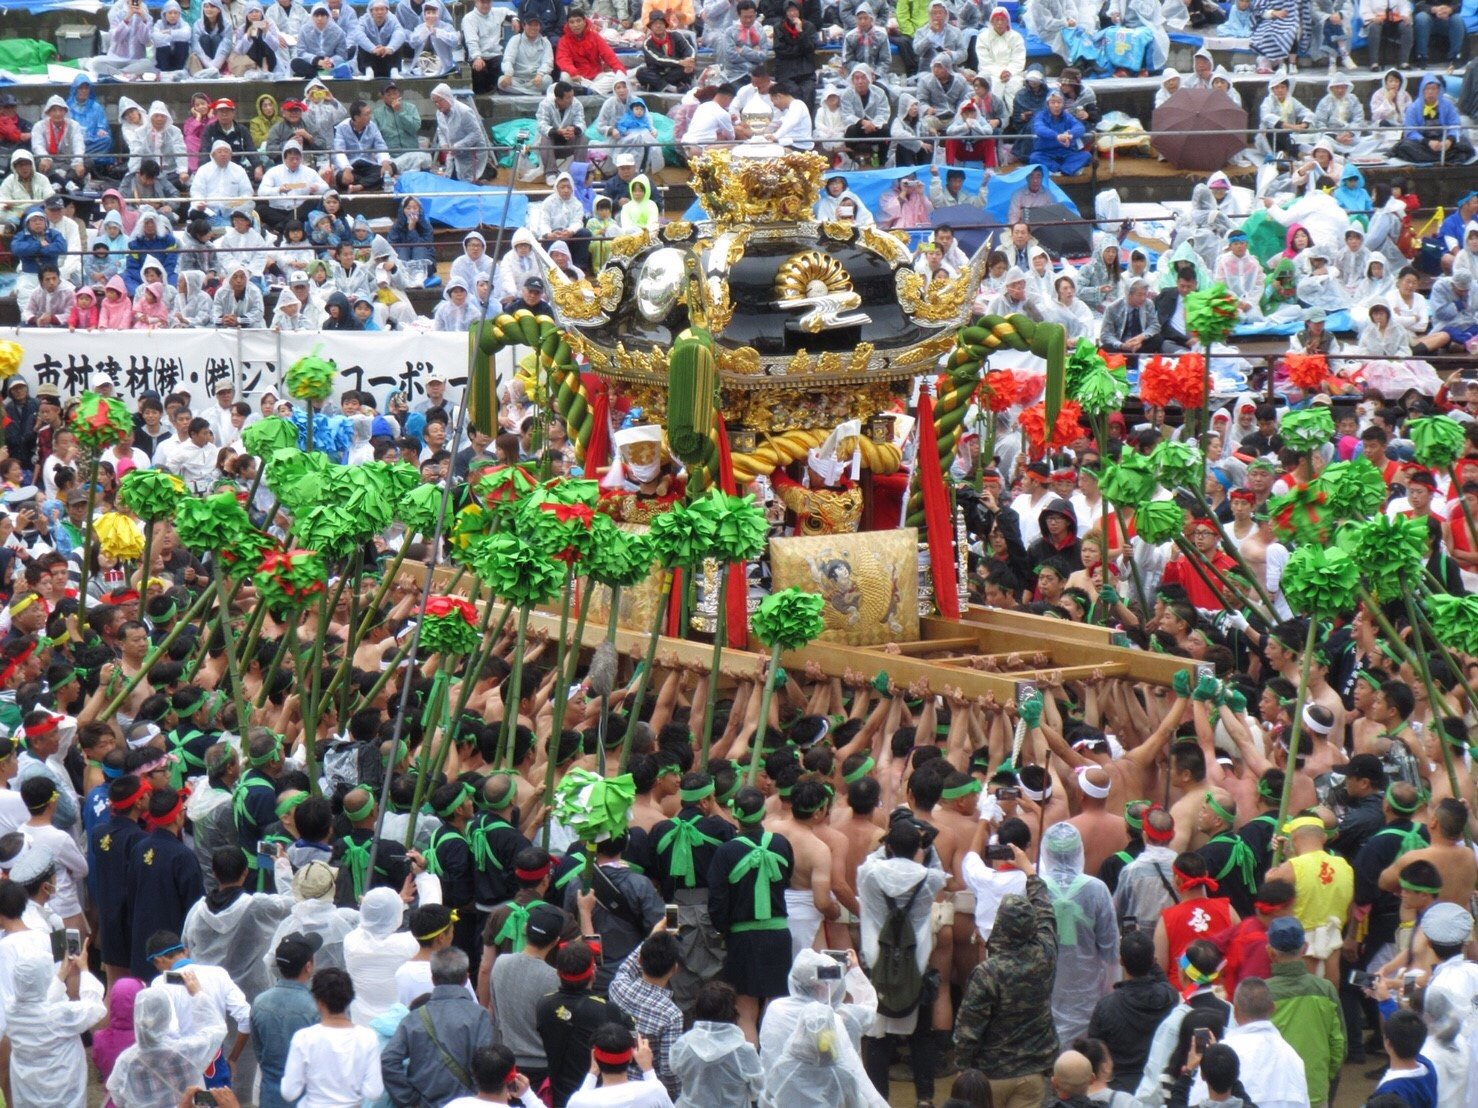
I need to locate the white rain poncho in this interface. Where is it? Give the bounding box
[855,848,948,1036]
[1041,822,1120,1044]
[760,1002,882,1108]
[107,987,227,1108]
[182,859,296,1002]
[670,1020,765,1108]
[5,951,107,1108]
[759,949,881,1061]
[344,886,418,1026]
[263,863,361,984]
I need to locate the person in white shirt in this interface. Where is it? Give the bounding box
[394,902,477,1007]
[767,81,812,150]
[1186,978,1309,1108]
[147,929,255,1074]
[258,140,329,235]
[282,965,385,1106]
[18,777,88,932]
[202,383,241,447]
[4,946,106,1108]
[157,417,219,494]
[567,1024,674,1108]
[1010,461,1055,547]
[444,1043,546,1108]
[684,85,738,152]
[0,736,33,835]
[959,814,1029,940]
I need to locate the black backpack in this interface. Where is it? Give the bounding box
[871,876,928,1018]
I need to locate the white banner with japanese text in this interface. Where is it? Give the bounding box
[0,328,518,409]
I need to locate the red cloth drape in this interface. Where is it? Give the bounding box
[916,395,959,620]
[582,389,610,477]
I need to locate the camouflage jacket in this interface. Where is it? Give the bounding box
[954,873,1060,1079]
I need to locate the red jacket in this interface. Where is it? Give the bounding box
[1159,549,1238,611]
[555,28,625,80]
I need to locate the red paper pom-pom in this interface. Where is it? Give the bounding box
[980,369,1042,413]
[1139,354,1207,409]
[1020,400,1085,449]
[1285,353,1329,392]
[1138,355,1179,409]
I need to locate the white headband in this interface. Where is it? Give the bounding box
[1019,779,1053,803]
[1301,704,1333,736]
[1074,766,1112,799]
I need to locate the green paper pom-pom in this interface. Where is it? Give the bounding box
[118,469,187,523]
[1338,515,1428,600]
[1279,408,1335,454]
[750,587,826,651]
[1151,441,1203,491]
[252,547,328,609]
[1064,338,1107,399]
[554,768,636,843]
[219,528,276,580]
[519,491,596,564]
[419,597,482,655]
[539,478,601,508]
[285,354,337,402]
[1408,416,1466,470]
[266,448,331,513]
[1184,283,1241,346]
[240,416,299,458]
[1268,484,1331,546]
[174,492,255,555]
[467,532,564,607]
[1075,363,1130,417]
[648,505,717,570]
[688,487,768,563]
[1135,500,1188,545]
[1098,454,1158,510]
[1427,594,1478,656]
[70,391,133,452]
[1281,545,1360,619]
[585,515,655,589]
[1315,457,1388,521]
[398,484,451,538]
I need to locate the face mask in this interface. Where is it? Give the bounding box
[628,459,661,483]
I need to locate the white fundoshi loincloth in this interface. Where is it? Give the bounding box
[784,887,823,960]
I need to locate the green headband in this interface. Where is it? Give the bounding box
[344,795,376,822]
[843,756,875,784]
[249,735,284,767]
[776,785,793,799]
[436,781,475,818]
[1257,777,1278,801]
[732,801,766,824]
[1203,791,1235,824]
[480,771,518,810]
[1399,876,1441,895]
[942,780,982,800]
[1385,783,1422,815]
[1125,801,1149,830]
[154,600,178,624]
[275,792,308,818]
[174,692,207,719]
[656,760,682,777]
[680,782,715,803]
[50,668,78,692]
[1356,669,1382,691]
[717,777,742,805]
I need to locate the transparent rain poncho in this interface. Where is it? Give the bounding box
[5,950,107,1108]
[1042,821,1121,1044]
[344,886,419,1026]
[760,1002,884,1108]
[759,949,879,1059]
[106,985,226,1108]
[670,1020,765,1108]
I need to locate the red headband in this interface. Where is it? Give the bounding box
[112,780,152,812]
[1192,518,1217,531]
[1143,813,1175,845]
[0,643,36,687]
[145,793,185,830]
[105,589,140,604]
[592,1046,634,1066]
[1253,900,1289,915]
[515,862,551,882]
[558,960,596,984]
[23,714,62,739]
[1173,867,1219,893]
[1230,490,1255,502]
[1051,469,1076,480]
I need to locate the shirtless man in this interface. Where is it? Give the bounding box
[811,785,860,951]
[1194,697,1261,826]
[933,769,990,980]
[629,751,682,833]
[836,773,885,948]
[96,622,154,729]
[1262,623,1304,683]
[1349,668,1389,753]
[1227,490,1270,587]
[1167,744,1212,852]
[1034,689,1189,819]
[769,777,841,960]
[1377,797,1477,906]
[1067,766,1128,875]
[1305,651,1347,752]
[1016,764,1069,855]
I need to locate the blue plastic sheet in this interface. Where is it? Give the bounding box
[1233,309,1353,336]
[682,161,1078,228]
[394,171,529,230]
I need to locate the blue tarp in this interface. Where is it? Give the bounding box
[394,171,529,230]
[682,161,1078,231]
[1233,309,1353,337]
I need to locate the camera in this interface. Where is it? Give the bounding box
[823,950,849,966]
[816,963,843,981]
[1193,1029,1212,1053]
[664,905,678,929]
[193,1093,218,1106]
[985,843,1015,862]
[1348,970,1378,990]
[165,971,185,986]
[997,786,1020,801]
[65,928,81,958]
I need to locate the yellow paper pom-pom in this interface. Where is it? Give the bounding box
[0,342,22,381]
[95,512,145,562]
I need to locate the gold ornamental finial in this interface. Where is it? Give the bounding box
[690,148,830,226]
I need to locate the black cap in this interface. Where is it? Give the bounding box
[381,80,399,94]
[523,276,546,292]
[44,196,65,210]
[1333,752,1386,786]
[275,931,324,975]
[525,903,567,945]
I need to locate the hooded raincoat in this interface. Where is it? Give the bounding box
[344,887,419,1026]
[1041,822,1120,1044]
[5,951,107,1108]
[671,1020,765,1108]
[106,987,227,1108]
